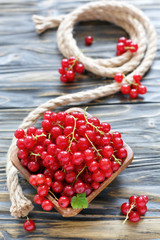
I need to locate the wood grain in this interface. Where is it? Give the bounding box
[0,0,160,239]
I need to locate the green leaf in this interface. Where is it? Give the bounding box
[71,193,88,209]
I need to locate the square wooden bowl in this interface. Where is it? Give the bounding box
[10,108,134,217]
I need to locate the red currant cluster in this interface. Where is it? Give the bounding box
[59,57,84,83]
[116,37,138,56]
[15,109,127,210]
[114,73,147,99]
[121,195,148,223]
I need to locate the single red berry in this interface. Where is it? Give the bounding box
[68,56,78,66]
[16,138,25,149]
[142,195,149,203]
[56,135,68,149]
[88,161,99,172]
[111,161,120,172]
[50,126,62,139]
[102,145,113,158]
[59,67,66,75]
[121,202,131,215]
[14,129,25,139]
[133,74,141,82]
[121,84,131,94]
[26,126,37,136]
[85,36,93,46]
[41,199,53,211]
[112,137,123,149]
[24,219,35,232]
[44,155,55,167]
[57,111,67,121]
[65,115,75,126]
[136,196,146,208]
[77,137,89,151]
[42,119,52,132]
[63,162,74,172]
[129,211,140,222]
[91,181,100,190]
[47,143,57,155]
[117,42,125,52]
[29,175,37,186]
[138,85,147,95]
[18,149,28,159]
[75,63,84,73]
[112,131,121,139]
[72,152,84,165]
[129,195,137,205]
[118,37,127,44]
[54,170,65,181]
[137,205,147,215]
[60,74,68,83]
[21,158,30,167]
[52,181,63,193]
[92,169,105,182]
[45,177,52,187]
[63,185,75,197]
[74,181,85,194]
[114,73,124,83]
[129,89,138,99]
[61,58,69,68]
[65,171,76,183]
[66,70,75,82]
[58,151,70,165]
[130,43,138,52]
[58,196,70,208]
[99,158,111,171]
[125,39,132,46]
[84,183,92,196]
[37,185,49,197]
[36,174,46,185]
[34,194,45,205]
[43,168,54,179]
[103,167,113,178]
[100,122,111,133]
[84,149,95,163]
[28,161,39,172]
[117,148,127,159]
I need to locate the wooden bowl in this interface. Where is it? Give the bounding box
[10,108,134,217]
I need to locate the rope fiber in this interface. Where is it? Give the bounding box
[7,1,157,217]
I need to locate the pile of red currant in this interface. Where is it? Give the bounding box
[59,56,84,83]
[114,73,147,99]
[116,37,138,56]
[15,109,127,211]
[121,195,148,223]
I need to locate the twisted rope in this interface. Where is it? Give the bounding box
[7,1,157,217]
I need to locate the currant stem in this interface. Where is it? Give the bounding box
[112,154,122,166]
[123,203,135,224]
[55,123,64,129]
[26,216,29,221]
[68,49,85,71]
[83,108,105,135]
[49,190,58,201]
[67,116,77,152]
[75,165,86,181]
[122,74,132,85]
[85,133,102,158]
[48,132,51,139]
[33,133,46,141]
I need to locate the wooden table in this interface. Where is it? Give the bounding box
[0,0,160,239]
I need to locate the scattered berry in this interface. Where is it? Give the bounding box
[24,218,35,232]
[85,36,93,46]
